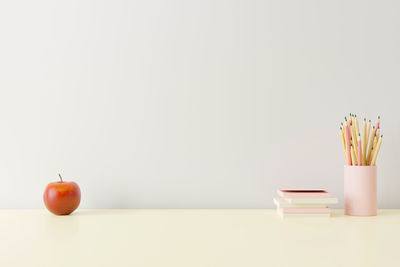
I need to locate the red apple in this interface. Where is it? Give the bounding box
[43,174,81,215]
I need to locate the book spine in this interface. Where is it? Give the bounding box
[280,207,331,214]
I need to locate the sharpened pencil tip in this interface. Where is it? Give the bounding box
[378,116,380,119]
[364,118,366,121]
[369,120,371,122]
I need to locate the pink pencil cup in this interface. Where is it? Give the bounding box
[344,166,377,216]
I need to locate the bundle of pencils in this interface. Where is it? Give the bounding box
[340,114,383,166]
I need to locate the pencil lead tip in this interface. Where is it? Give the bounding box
[378,116,380,119]
[369,120,371,122]
[364,118,366,121]
[345,117,347,121]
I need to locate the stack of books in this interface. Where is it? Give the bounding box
[273,189,338,218]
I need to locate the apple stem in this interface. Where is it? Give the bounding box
[58,173,63,182]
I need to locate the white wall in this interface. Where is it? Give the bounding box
[1,0,399,209]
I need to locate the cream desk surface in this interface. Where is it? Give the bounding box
[0,209,398,267]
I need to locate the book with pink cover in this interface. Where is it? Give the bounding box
[277,189,331,198]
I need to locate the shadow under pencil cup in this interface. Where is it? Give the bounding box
[344,165,377,216]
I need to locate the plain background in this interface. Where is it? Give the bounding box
[0,0,399,209]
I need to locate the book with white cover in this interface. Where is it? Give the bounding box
[285,197,338,204]
[273,198,327,208]
[277,208,331,218]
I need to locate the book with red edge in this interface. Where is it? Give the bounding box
[277,189,331,198]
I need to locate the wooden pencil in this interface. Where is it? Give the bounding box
[355,115,360,140]
[371,135,383,166]
[340,127,347,163]
[369,133,379,165]
[344,119,352,165]
[357,134,362,166]
[351,144,357,166]
[367,126,375,164]
[362,119,369,165]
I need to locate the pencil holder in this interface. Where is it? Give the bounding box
[344,166,377,216]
